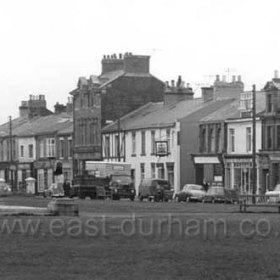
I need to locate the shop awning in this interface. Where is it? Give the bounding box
[193,156,220,164]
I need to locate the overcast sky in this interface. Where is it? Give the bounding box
[0,0,279,123]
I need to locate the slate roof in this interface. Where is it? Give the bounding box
[3,113,73,137]
[200,91,266,122]
[102,98,236,133]
[0,117,30,137]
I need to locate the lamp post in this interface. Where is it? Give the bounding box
[252,85,257,204]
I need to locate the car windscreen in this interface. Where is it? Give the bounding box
[111,175,132,185]
[185,185,203,191]
[274,184,280,192]
[157,181,171,190]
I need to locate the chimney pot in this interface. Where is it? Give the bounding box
[275,70,279,79]
[171,80,175,87]
[238,75,241,82]
[165,81,169,88]
[119,53,122,59]
[232,75,236,82]
[216,75,220,82]
[222,75,226,82]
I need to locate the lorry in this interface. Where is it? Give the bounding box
[70,161,135,200]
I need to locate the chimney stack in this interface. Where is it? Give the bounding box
[216,75,220,82]
[237,75,242,82]
[222,75,226,82]
[232,75,236,83]
[275,70,279,79]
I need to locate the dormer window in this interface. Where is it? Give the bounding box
[267,94,273,112]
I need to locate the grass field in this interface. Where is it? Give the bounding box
[1,196,280,280]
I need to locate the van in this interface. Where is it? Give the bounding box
[138,179,173,202]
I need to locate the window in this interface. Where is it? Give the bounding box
[216,128,221,152]
[68,137,72,158]
[151,130,156,154]
[141,131,146,155]
[267,126,273,149]
[210,128,215,153]
[277,126,280,149]
[166,129,171,152]
[267,94,273,113]
[20,145,24,157]
[105,136,110,157]
[167,163,174,188]
[229,129,235,152]
[28,144,33,158]
[115,135,119,158]
[140,163,145,179]
[246,127,252,152]
[200,127,206,153]
[59,139,64,159]
[132,132,136,155]
[157,163,165,179]
[39,139,44,158]
[46,138,55,157]
[151,163,156,178]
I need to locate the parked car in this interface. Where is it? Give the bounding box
[44,183,65,198]
[109,175,136,201]
[0,179,12,197]
[203,186,238,204]
[175,184,206,202]
[265,184,280,202]
[138,179,174,202]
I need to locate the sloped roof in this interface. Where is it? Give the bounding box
[102,98,235,132]
[202,91,266,122]
[0,117,30,137]
[57,121,73,135]
[15,113,73,137]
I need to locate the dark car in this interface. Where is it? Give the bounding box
[175,184,206,202]
[110,175,136,201]
[203,187,238,204]
[138,179,174,202]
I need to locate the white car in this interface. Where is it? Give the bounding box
[265,184,280,202]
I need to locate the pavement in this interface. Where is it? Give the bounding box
[0,200,50,215]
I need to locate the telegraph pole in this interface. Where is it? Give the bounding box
[252,85,257,204]
[9,116,13,191]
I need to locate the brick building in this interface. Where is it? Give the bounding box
[70,53,165,176]
[259,71,280,192]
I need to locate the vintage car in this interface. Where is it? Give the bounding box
[265,184,280,202]
[0,179,12,197]
[175,184,206,202]
[109,175,136,201]
[203,186,239,204]
[138,179,174,202]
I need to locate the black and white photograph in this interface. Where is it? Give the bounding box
[1,0,280,279]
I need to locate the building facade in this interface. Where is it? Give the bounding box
[259,72,280,192]
[70,53,165,177]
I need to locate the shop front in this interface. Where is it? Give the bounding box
[224,155,259,194]
[192,155,223,186]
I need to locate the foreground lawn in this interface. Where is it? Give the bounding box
[1,196,280,279]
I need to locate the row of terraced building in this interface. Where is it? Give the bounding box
[1,53,279,195]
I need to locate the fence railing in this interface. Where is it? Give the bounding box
[239,194,280,204]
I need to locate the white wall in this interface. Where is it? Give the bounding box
[227,119,262,154]
[18,137,36,162]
